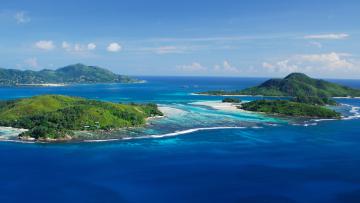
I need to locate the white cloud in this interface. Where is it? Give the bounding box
[262,62,274,69]
[24,57,38,68]
[304,33,349,40]
[74,43,83,52]
[275,60,299,73]
[214,60,239,73]
[261,52,356,76]
[299,52,353,69]
[177,60,241,75]
[35,40,55,50]
[14,11,30,24]
[61,41,96,53]
[61,41,71,51]
[87,43,96,50]
[107,42,122,52]
[223,60,238,72]
[177,62,207,72]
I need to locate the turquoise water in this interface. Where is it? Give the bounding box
[1,76,360,203]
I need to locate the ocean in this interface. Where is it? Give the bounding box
[0,76,360,203]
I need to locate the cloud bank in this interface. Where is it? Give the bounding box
[304,33,349,40]
[107,43,122,52]
[35,40,55,50]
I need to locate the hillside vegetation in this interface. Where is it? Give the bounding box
[0,95,163,140]
[0,63,140,86]
[240,100,340,119]
[201,73,360,105]
[222,98,241,103]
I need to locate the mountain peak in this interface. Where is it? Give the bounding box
[0,64,139,86]
[58,63,89,70]
[284,72,311,80]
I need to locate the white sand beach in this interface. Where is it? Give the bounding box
[158,106,188,117]
[190,101,244,112]
[18,83,67,87]
[0,127,28,140]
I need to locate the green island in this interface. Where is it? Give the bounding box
[240,100,340,119]
[222,97,242,103]
[199,73,359,118]
[0,63,142,86]
[201,73,360,105]
[0,95,163,141]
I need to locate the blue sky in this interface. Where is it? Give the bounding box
[1,0,360,78]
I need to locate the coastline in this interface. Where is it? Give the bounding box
[190,100,250,113]
[1,100,359,144]
[0,106,166,143]
[2,80,147,88]
[193,93,360,99]
[84,126,249,143]
[191,100,347,120]
[146,115,166,121]
[191,93,257,97]
[0,127,28,141]
[17,83,67,87]
[0,103,252,143]
[191,93,290,98]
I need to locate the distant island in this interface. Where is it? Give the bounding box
[199,73,360,118]
[201,73,360,105]
[0,63,142,86]
[0,95,163,141]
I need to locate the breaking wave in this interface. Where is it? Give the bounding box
[84,126,248,142]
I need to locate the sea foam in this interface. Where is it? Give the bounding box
[84,126,248,142]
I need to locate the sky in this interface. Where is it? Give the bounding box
[1,0,360,78]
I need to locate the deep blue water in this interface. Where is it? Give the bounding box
[1,77,360,203]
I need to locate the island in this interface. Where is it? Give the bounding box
[222,98,241,103]
[0,95,163,141]
[239,100,340,119]
[0,63,142,86]
[201,73,360,105]
[198,73,359,118]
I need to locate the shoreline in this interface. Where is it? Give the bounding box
[190,100,255,115]
[191,93,290,98]
[146,115,166,121]
[1,126,251,144]
[0,126,28,141]
[17,83,67,87]
[1,100,359,144]
[193,93,360,99]
[190,101,242,111]
[0,107,166,143]
[191,100,350,120]
[2,81,147,88]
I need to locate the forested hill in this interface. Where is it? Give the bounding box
[0,63,141,86]
[240,100,340,119]
[201,73,360,98]
[0,95,163,140]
